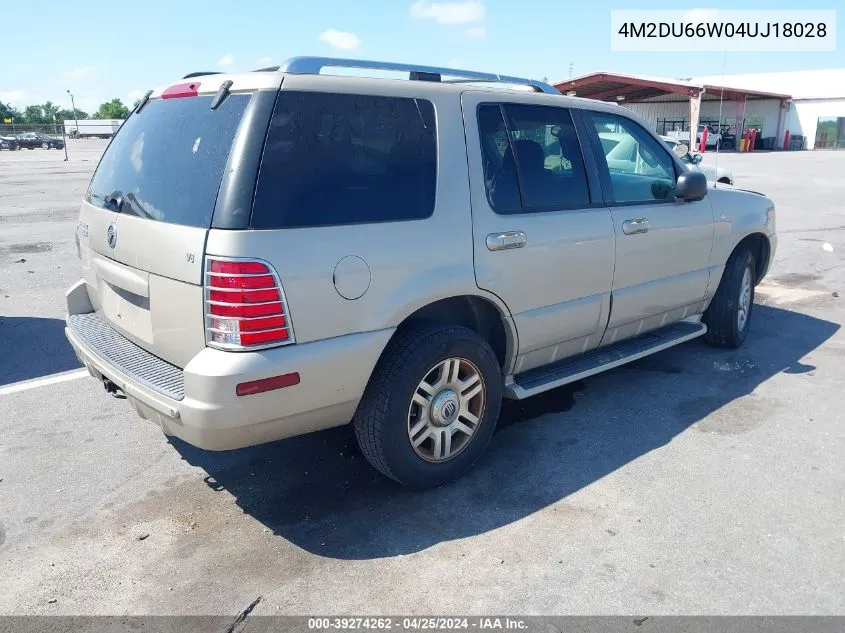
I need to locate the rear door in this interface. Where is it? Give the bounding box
[461,92,615,374]
[580,109,715,344]
[77,83,262,366]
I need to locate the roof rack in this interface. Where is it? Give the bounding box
[271,57,559,94]
[182,71,222,79]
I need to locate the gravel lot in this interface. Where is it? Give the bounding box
[1,142,843,615]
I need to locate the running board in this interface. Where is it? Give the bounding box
[505,321,707,399]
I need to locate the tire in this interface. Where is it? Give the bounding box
[353,323,503,489]
[703,247,755,348]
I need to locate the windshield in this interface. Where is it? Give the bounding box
[86,93,251,228]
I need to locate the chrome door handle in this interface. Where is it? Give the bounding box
[622,218,649,235]
[486,231,527,251]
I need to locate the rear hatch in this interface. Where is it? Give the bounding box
[77,80,264,367]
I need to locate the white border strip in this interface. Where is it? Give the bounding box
[611,10,836,52]
[0,368,90,396]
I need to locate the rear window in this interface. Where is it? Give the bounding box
[86,93,251,228]
[251,91,437,229]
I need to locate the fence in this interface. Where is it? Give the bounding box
[0,122,65,137]
[0,121,123,139]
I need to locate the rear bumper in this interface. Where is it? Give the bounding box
[64,282,393,450]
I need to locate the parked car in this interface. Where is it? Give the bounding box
[0,135,18,150]
[661,136,734,184]
[16,132,64,150]
[64,57,776,488]
[667,125,722,150]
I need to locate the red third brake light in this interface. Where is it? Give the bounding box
[204,257,294,350]
[161,82,201,99]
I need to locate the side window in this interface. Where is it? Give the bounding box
[585,111,677,204]
[477,103,591,214]
[477,105,521,212]
[251,91,437,228]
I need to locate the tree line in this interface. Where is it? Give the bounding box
[0,98,132,124]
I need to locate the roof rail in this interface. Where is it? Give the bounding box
[182,71,222,79]
[275,56,559,94]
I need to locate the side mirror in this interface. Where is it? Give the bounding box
[690,153,703,165]
[676,170,708,201]
[672,143,689,158]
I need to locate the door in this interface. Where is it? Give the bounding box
[580,109,715,344]
[462,93,615,374]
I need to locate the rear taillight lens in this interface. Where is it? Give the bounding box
[204,257,294,350]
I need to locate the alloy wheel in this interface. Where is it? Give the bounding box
[407,357,486,463]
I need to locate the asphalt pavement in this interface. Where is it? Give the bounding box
[0,142,843,615]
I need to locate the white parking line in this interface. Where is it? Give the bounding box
[0,368,90,396]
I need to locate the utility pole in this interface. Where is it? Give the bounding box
[58,114,68,161]
[569,62,574,78]
[67,90,79,138]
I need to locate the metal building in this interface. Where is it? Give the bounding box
[555,68,845,150]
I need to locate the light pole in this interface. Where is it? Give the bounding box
[66,89,79,138]
[57,114,68,161]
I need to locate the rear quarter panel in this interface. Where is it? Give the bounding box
[205,75,502,346]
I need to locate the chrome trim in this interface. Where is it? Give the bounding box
[203,255,297,351]
[622,219,650,235]
[207,283,279,289]
[206,326,290,336]
[206,271,277,278]
[205,313,288,322]
[277,56,560,95]
[206,299,285,308]
[487,231,527,251]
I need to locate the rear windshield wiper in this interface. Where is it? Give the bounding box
[92,190,158,220]
[103,192,125,212]
[121,192,156,220]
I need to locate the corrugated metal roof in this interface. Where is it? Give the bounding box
[554,71,791,102]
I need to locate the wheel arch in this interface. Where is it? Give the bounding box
[387,294,518,373]
[733,232,772,284]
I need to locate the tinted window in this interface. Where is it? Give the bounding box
[251,92,437,228]
[477,105,521,212]
[478,103,590,213]
[585,111,677,204]
[86,94,250,228]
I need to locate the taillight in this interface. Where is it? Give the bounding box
[204,257,294,350]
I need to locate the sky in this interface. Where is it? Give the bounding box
[0,0,842,114]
